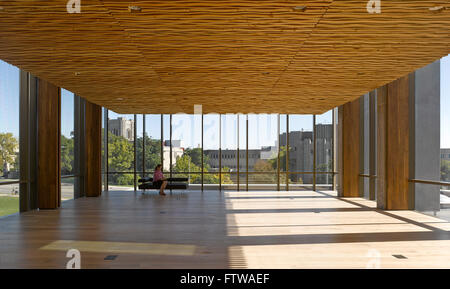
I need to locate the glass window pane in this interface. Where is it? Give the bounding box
[441,55,450,197]
[172,113,202,189]
[315,110,333,189]
[289,115,314,183]
[162,114,170,173]
[61,89,75,176]
[248,173,278,191]
[60,89,75,200]
[144,115,161,175]
[102,108,105,190]
[203,114,220,189]
[0,60,20,216]
[248,114,279,173]
[136,114,143,175]
[279,114,287,174]
[288,173,313,191]
[238,114,247,190]
[221,114,237,190]
[107,112,134,188]
[247,114,278,190]
[61,177,75,202]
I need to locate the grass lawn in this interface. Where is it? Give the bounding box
[0,196,19,217]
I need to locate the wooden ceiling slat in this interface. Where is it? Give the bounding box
[0,0,449,114]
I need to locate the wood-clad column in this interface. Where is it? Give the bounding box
[337,97,361,197]
[37,79,61,209]
[84,100,102,197]
[377,74,412,210]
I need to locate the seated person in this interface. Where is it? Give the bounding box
[153,164,168,196]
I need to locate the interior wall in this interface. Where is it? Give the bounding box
[413,60,441,211]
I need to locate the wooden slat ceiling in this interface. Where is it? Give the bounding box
[0,1,449,114]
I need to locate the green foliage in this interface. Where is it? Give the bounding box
[221,167,233,184]
[254,159,274,172]
[61,135,74,175]
[136,135,162,172]
[249,160,276,184]
[173,154,201,183]
[442,160,450,182]
[184,148,205,167]
[269,146,289,170]
[10,152,19,172]
[0,133,18,175]
[108,132,134,172]
[107,132,134,186]
[115,174,134,186]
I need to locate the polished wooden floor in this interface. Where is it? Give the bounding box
[0,190,449,269]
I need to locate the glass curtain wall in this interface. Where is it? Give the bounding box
[0,60,20,216]
[102,111,336,192]
[60,89,75,200]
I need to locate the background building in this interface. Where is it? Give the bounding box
[280,124,333,184]
[163,140,184,170]
[204,149,263,171]
[442,148,450,162]
[108,117,134,142]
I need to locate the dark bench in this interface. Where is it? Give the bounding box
[137,177,189,190]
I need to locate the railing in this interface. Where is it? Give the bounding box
[103,171,337,190]
[61,175,77,179]
[105,171,337,175]
[0,180,21,185]
[409,179,450,187]
[358,176,450,187]
[359,174,377,178]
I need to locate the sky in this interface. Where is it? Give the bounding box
[61,89,75,137]
[1,56,449,148]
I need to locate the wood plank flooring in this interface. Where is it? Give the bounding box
[0,190,449,269]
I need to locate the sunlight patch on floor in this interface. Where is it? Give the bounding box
[229,240,450,269]
[227,223,430,237]
[40,240,197,256]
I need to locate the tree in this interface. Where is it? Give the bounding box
[442,160,450,182]
[0,133,18,176]
[254,159,274,172]
[221,167,233,184]
[250,159,277,184]
[173,154,201,183]
[136,135,162,172]
[108,132,134,185]
[61,135,74,175]
[269,146,289,171]
[184,148,204,167]
[108,132,133,172]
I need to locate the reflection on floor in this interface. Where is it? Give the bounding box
[0,190,449,268]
